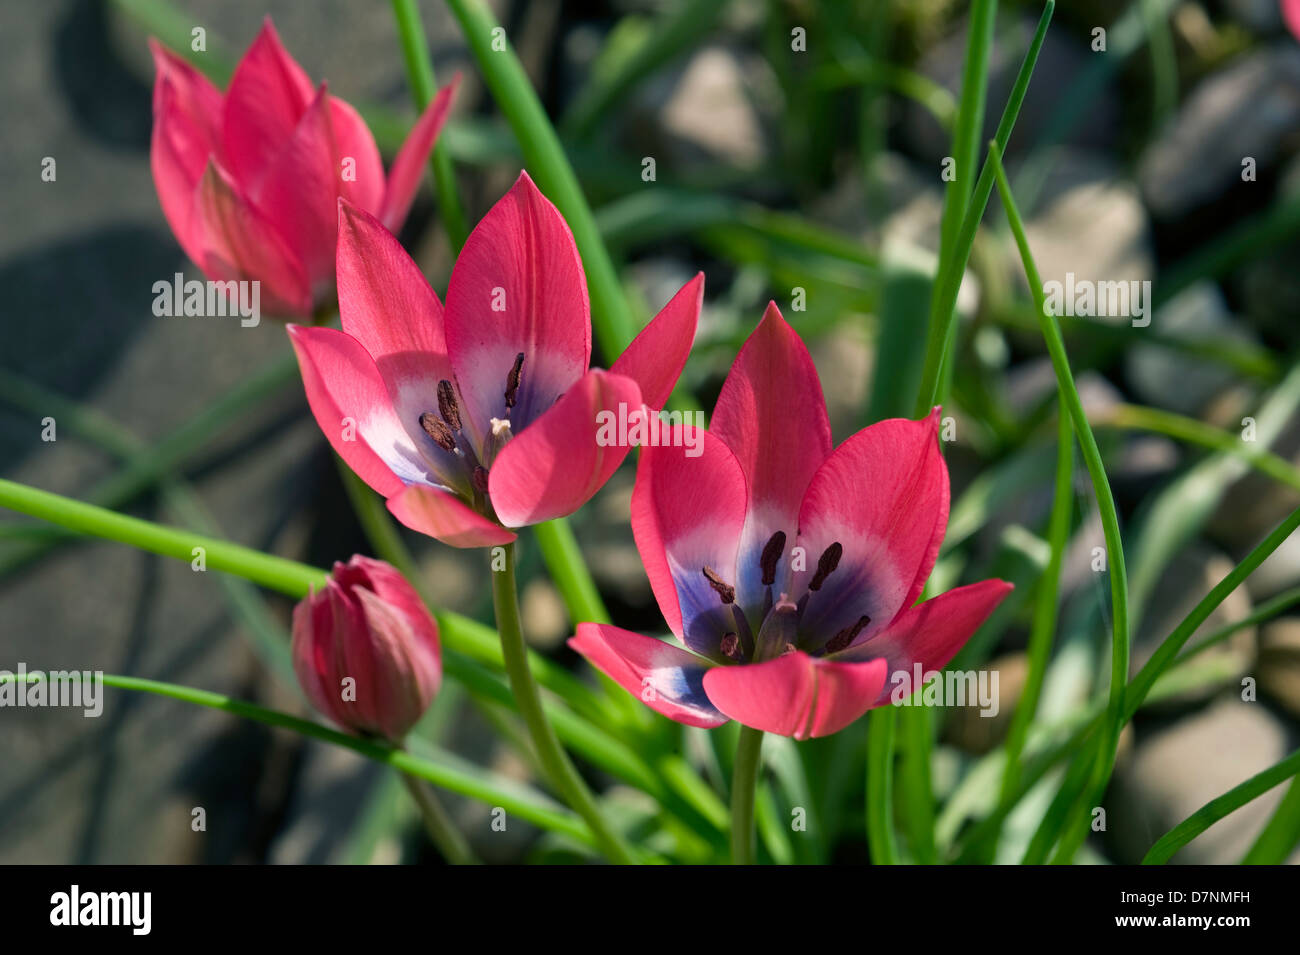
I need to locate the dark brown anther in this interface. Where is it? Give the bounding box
[808,542,843,591]
[504,352,525,409]
[419,412,457,451]
[437,380,462,431]
[472,466,490,494]
[759,530,786,587]
[719,633,741,661]
[824,615,870,654]
[701,566,735,604]
[781,642,797,656]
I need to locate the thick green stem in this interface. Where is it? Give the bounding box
[866,706,900,864]
[729,726,764,865]
[398,767,479,864]
[489,541,636,864]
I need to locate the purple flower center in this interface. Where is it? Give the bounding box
[702,532,869,664]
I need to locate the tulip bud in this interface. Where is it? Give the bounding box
[292,555,441,742]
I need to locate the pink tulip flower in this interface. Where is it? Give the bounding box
[292,555,441,742]
[570,306,1012,739]
[288,172,702,547]
[150,17,456,318]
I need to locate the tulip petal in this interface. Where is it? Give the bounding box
[702,652,889,739]
[330,96,385,214]
[631,428,747,658]
[609,273,703,410]
[794,408,949,648]
[194,160,312,316]
[336,199,463,488]
[829,579,1012,704]
[253,85,339,298]
[379,76,459,233]
[444,171,591,451]
[569,623,728,729]
[488,369,642,527]
[386,484,517,548]
[711,303,833,614]
[287,324,429,497]
[220,18,315,191]
[149,40,222,148]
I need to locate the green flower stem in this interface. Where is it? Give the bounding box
[866,705,900,864]
[729,726,764,865]
[0,671,593,846]
[489,541,636,864]
[390,0,469,249]
[443,0,637,362]
[397,766,479,864]
[990,139,1130,865]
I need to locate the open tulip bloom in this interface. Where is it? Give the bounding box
[571,308,1013,739]
[150,17,456,318]
[288,172,702,547]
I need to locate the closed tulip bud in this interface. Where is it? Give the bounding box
[292,555,441,742]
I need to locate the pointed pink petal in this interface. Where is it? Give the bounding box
[194,160,312,316]
[330,96,385,214]
[444,171,591,451]
[379,75,459,232]
[702,652,889,739]
[253,84,339,298]
[149,39,221,184]
[609,273,702,409]
[569,623,727,728]
[630,428,747,657]
[488,369,641,528]
[386,484,516,548]
[795,408,949,644]
[711,303,832,612]
[151,85,209,268]
[287,324,422,498]
[220,18,315,190]
[336,199,461,482]
[832,579,1012,704]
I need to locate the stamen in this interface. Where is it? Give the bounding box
[437,380,462,431]
[759,530,786,586]
[719,633,741,661]
[781,643,797,656]
[701,566,735,604]
[824,615,870,654]
[419,412,457,452]
[504,352,525,410]
[472,466,490,494]
[808,542,843,591]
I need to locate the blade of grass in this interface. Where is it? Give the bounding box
[442,0,636,361]
[1241,775,1300,865]
[561,0,730,139]
[912,0,1055,416]
[1098,402,1300,493]
[990,139,1130,865]
[1142,749,1300,865]
[998,406,1074,820]
[0,671,596,848]
[391,0,469,248]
